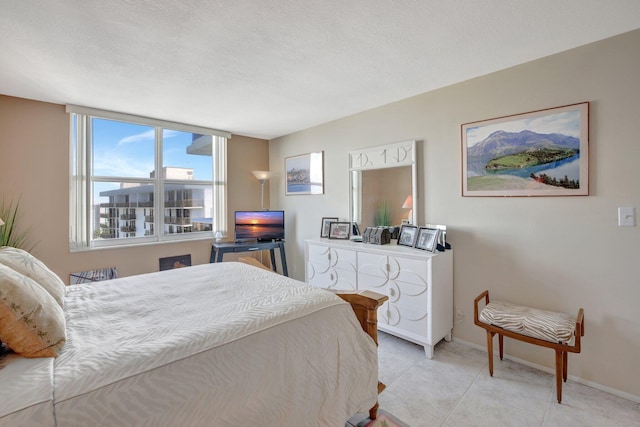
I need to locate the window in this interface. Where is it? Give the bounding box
[68,105,229,250]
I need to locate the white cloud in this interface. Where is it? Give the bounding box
[93,155,153,178]
[117,129,181,146]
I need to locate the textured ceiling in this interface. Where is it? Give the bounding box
[1,1,640,139]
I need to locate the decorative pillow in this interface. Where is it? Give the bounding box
[0,246,66,307]
[0,263,66,357]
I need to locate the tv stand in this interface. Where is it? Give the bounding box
[210,241,288,276]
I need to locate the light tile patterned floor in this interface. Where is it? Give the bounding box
[348,332,640,427]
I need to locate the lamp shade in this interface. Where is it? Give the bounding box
[402,195,413,209]
[252,170,272,181]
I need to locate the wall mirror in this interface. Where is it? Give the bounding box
[349,140,417,233]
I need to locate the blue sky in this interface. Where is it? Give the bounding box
[91,118,213,204]
[92,118,212,180]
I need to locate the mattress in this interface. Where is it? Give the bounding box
[0,354,54,427]
[52,261,378,426]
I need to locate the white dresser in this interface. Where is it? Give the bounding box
[305,239,453,358]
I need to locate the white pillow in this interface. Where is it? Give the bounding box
[0,247,66,307]
[0,263,66,357]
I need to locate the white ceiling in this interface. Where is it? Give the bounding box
[2,1,640,140]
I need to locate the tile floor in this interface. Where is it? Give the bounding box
[348,332,639,427]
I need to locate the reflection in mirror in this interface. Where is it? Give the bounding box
[352,167,412,230]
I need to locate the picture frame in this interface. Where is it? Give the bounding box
[415,227,439,252]
[159,254,192,271]
[397,224,418,247]
[352,221,360,236]
[425,223,447,248]
[328,222,351,240]
[320,217,339,238]
[285,151,324,195]
[69,267,118,284]
[461,102,589,197]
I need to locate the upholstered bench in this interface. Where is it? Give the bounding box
[474,290,584,403]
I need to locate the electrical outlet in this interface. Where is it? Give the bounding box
[618,207,635,227]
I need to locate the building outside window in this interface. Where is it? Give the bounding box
[69,106,229,251]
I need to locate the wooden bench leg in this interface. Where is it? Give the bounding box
[563,351,568,382]
[555,350,563,403]
[498,334,504,360]
[486,331,494,376]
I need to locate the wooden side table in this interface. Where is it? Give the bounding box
[210,241,288,276]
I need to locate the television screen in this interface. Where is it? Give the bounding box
[234,210,285,242]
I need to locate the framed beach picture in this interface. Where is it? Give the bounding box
[285,151,324,195]
[461,102,589,197]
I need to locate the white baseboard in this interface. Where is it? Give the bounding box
[451,337,640,404]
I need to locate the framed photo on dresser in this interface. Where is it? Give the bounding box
[328,222,351,240]
[415,227,439,252]
[397,225,418,247]
[321,217,339,238]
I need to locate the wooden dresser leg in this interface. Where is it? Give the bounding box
[486,331,494,376]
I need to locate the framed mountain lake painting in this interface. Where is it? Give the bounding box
[461,102,589,197]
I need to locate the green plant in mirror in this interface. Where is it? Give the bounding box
[1,195,34,250]
[374,201,391,226]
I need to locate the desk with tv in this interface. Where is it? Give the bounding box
[210,241,288,277]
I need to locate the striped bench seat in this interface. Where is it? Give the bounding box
[473,290,584,403]
[479,299,576,344]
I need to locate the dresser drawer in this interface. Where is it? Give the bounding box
[388,279,429,312]
[381,303,430,339]
[307,264,357,290]
[307,244,356,269]
[388,256,429,287]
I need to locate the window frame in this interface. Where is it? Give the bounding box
[68,105,230,251]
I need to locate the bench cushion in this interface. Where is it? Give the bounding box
[479,300,575,344]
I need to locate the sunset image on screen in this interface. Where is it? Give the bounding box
[235,211,285,240]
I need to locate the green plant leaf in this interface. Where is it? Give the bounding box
[0,194,35,250]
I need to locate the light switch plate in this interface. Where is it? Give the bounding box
[618,207,635,227]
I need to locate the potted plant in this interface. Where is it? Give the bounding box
[0,195,33,250]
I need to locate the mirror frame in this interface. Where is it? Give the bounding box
[349,140,417,229]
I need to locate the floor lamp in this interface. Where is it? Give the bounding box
[252,170,272,210]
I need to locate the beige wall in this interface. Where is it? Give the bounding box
[270,29,640,399]
[0,95,269,279]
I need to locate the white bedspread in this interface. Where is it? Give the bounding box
[52,262,378,426]
[0,354,54,427]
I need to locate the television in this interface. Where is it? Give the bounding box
[234,210,285,242]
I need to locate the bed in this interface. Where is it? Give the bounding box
[0,248,384,427]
